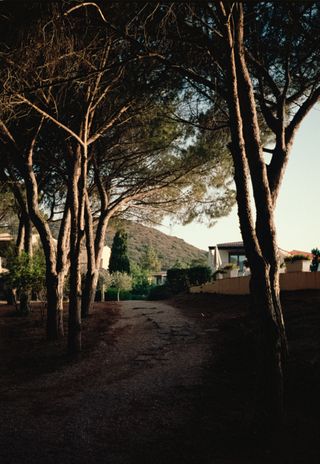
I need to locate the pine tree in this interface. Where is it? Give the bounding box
[140,245,161,273]
[109,230,131,274]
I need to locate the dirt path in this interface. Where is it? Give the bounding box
[0,300,215,464]
[3,293,318,464]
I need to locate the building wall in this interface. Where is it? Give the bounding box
[208,249,230,271]
[220,250,230,267]
[80,245,111,272]
[100,246,111,270]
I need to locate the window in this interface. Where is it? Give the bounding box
[229,253,246,271]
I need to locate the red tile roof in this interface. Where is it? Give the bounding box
[289,250,313,259]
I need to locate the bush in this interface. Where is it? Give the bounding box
[187,265,212,286]
[105,288,133,301]
[284,254,310,263]
[131,281,153,296]
[166,265,212,293]
[311,248,320,272]
[223,263,238,270]
[148,285,173,300]
[166,268,189,293]
[213,269,226,280]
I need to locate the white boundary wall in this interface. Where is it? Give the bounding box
[190,272,320,295]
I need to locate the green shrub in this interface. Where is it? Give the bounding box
[130,294,147,300]
[187,265,212,286]
[131,282,153,296]
[213,269,226,279]
[284,254,310,263]
[311,248,320,272]
[105,288,133,301]
[148,285,173,300]
[223,263,238,270]
[166,268,189,293]
[166,265,212,293]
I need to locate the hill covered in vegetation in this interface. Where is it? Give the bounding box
[106,221,208,270]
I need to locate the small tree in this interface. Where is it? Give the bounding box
[140,245,162,273]
[130,262,151,296]
[109,230,131,274]
[97,269,113,302]
[5,250,45,314]
[111,272,132,301]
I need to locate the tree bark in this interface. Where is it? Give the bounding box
[18,213,33,315]
[68,257,82,353]
[233,4,288,361]
[220,2,285,430]
[81,191,96,318]
[67,142,85,354]
[46,273,64,339]
[81,209,110,317]
[12,192,33,315]
[19,133,67,338]
[81,157,111,317]
[16,216,25,254]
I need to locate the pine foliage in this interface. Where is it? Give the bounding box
[108,230,131,274]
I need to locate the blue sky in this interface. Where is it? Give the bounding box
[158,107,320,253]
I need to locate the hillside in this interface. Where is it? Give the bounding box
[106,220,208,270]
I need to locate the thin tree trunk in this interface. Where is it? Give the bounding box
[18,213,33,315]
[68,257,82,353]
[81,180,110,317]
[46,273,63,339]
[82,270,99,317]
[23,215,32,255]
[18,292,31,315]
[81,191,96,318]
[16,216,25,254]
[67,143,84,354]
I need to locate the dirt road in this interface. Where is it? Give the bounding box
[2,292,319,463]
[0,300,215,464]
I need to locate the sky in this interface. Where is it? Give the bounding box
[157,107,320,253]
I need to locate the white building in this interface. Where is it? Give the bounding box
[79,245,111,272]
[208,241,292,273]
[208,242,246,271]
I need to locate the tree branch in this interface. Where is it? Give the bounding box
[16,95,85,146]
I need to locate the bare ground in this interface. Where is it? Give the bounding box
[0,291,319,463]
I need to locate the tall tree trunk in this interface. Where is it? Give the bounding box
[81,269,99,317]
[21,134,66,338]
[248,260,284,428]
[221,2,285,431]
[81,191,96,318]
[81,193,110,318]
[232,5,287,362]
[68,255,82,353]
[16,215,25,254]
[67,143,84,354]
[18,213,33,315]
[46,273,64,339]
